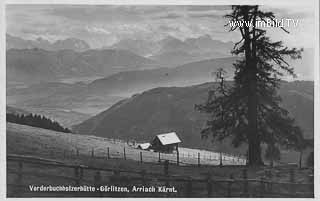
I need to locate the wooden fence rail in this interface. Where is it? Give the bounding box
[6,154,314,198]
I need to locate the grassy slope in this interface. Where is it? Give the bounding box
[6,123,313,197]
[6,123,244,166]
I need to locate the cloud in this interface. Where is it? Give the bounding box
[48,5,145,22]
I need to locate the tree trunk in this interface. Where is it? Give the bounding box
[243,7,263,166]
[247,82,263,166]
[247,137,263,166]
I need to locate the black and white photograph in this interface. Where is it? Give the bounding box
[2,0,319,198]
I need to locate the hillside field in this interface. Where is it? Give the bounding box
[7,123,245,166]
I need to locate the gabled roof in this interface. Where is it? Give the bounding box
[137,143,151,150]
[155,132,181,145]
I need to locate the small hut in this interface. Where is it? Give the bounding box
[150,132,181,153]
[137,143,151,150]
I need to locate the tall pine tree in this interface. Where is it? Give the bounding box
[196,5,304,166]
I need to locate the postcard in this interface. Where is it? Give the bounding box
[1,0,319,199]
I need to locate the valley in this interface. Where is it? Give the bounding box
[6,34,314,167]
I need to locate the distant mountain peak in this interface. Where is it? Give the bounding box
[6,33,90,52]
[104,34,234,66]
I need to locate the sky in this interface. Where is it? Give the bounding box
[6,5,315,49]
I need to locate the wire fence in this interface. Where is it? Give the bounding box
[42,142,246,167]
[40,136,247,167]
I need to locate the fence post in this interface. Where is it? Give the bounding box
[12,161,23,196]
[94,171,102,196]
[206,172,212,197]
[289,168,295,183]
[91,148,94,158]
[260,176,266,197]
[158,152,161,163]
[107,147,110,159]
[265,170,273,193]
[79,166,83,179]
[289,168,296,195]
[16,161,23,184]
[242,168,248,197]
[164,160,169,175]
[308,174,314,193]
[198,153,200,167]
[140,152,143,164]
[227,174,233,197]
[94,171,101,185]
[219,152,223,167]
[74,166,80,185]
[176,151,179,166]
[123,147,126,160]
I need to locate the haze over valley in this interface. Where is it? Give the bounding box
[7,33,314,129]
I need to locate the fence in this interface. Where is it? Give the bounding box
[41,142,246,167]
[78,136,247,164]
[7,154,314,198]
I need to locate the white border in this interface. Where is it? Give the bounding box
[0,0,318,201]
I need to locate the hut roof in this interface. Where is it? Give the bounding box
[155,132,181,145]
[137,143,151,150]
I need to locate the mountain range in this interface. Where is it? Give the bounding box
[7,34,234,68]
[6,34,90,52]
[6,48,159,84]
[109,35,234,66]
[73,81,314,154]
[6,34,314,85]
[7,53,314,127]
